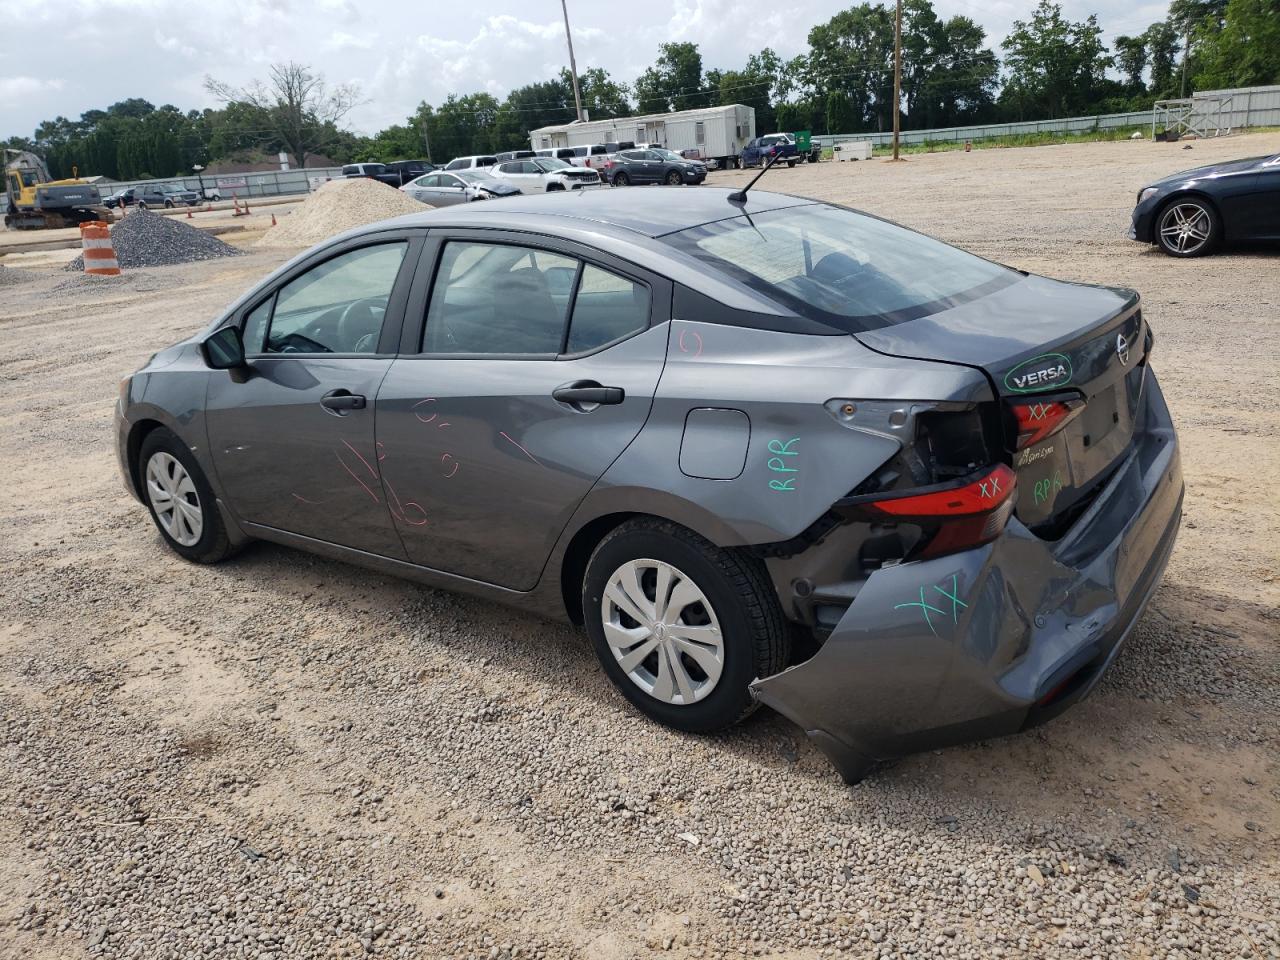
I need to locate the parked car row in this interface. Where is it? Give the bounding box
[103,184,201,209]
[342,160,437,188]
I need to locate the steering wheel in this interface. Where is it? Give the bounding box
[336,298,384,353]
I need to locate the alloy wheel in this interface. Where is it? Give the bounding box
[600,558,724,706]
[145,451,203,546]
[1158,202,1212,254]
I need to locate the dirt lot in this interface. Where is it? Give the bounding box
[2,134,1278,960]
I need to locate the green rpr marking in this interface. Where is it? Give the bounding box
[1033,470,1064,505]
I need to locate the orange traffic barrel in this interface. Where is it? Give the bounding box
[79,221,120,276]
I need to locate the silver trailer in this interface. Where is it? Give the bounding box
[530,105,756,170]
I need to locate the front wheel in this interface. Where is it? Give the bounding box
[582,519,789,732]
[164,200,174,208]
[1155,198,1219,257]
[664,170,682,186]
[139,428,236,564]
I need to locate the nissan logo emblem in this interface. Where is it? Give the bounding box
[1116,332,1130,366]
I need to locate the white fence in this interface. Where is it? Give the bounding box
[100,167,346,199]
[815,84,1280,149]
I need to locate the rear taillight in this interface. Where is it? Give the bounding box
[836,464,1017,560]
[1007,396,1084,450]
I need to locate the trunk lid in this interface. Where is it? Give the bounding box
[854,274,1147,534]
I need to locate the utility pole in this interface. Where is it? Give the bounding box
[561,0,586,123]
[1180,28,1190,97]
[419,116,432,164]
[891,0,903,160]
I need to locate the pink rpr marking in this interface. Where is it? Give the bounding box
[384,478,428,526]
[436,422,451,429]
[291,493,323,505]
[342,438,378,478]
[375,441,386,462]
[441,453,459,478]
[334,450,380,503]
[678,329,703,358]
[413,399,437,423]
[500,431,541,466]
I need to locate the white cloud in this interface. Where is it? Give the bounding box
[1,0,1176,140]
[0,75,64,105]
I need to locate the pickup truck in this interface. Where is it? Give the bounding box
[740,134,800,168]
[741,133,821,168]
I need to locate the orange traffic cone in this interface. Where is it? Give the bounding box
[80,221,120,276]
[271,214,277,226]
[186,208,193,218]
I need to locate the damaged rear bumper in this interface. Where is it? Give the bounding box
[751,371,1183,783]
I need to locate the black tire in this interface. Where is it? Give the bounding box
[164,199,174,208]
[612,172,630,186]
[786,159,797,168]
[664,170,682,186]
[138,427,236,564]
[582,518,789,733]
[1154,196,1220,257]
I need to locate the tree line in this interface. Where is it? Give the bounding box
[5,0,1276,181]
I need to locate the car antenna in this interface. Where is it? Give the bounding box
[728,151,781,204]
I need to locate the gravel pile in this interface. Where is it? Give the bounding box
[256,177,428,249]
[0,263,39,286]
[64,209,244,271]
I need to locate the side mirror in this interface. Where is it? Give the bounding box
[201,325,246,370]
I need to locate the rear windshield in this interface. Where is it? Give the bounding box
[663,204,1016,331]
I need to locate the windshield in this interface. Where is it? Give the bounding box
[663,204,1017,331]
[536,158,571,171]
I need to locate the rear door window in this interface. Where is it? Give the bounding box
[566,266,650,354]
[423,242,577,355]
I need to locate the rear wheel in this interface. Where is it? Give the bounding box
[582,519,789,732]
[1155,198,1219,257]
[664,170,682,186]
[139,428,235,564]
[613,172,630,186]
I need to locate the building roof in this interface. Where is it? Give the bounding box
[531,104,750,137]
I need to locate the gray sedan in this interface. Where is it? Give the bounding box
[115,188,1182,784]
[400,170,521,206]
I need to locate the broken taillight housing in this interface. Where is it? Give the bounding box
[836,463,1017,560]
[1007,395,1084,450]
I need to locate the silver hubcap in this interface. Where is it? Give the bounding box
[1159,203,1211,253]
[601,559,724,706]
[145,452,202,546]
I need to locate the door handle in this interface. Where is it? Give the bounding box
[552,381,625,406]
[321,390,366,414]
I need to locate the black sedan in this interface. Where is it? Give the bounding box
[603,149,707,187]
[1130,152,1280,256]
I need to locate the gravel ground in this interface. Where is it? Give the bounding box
[64,210,244,272]
[255,178,428,250]
[1,134,1278,960]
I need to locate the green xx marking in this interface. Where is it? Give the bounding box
[895,575,969,636]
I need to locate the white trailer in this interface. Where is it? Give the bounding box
[530,105,756,170]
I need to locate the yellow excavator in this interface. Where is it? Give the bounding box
[4,149,111,230]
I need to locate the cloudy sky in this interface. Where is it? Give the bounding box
[1,0,1170,140]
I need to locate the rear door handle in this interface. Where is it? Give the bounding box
[321,390,366,414]
[552,381,624,406]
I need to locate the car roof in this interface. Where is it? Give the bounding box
[374,187,810,239]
